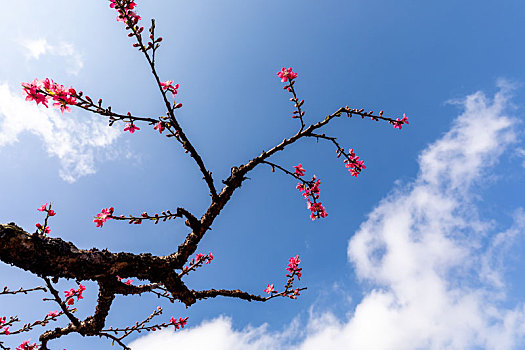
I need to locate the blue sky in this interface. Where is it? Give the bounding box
[1,1,525,349]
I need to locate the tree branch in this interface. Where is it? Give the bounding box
[116,0,218,201]
[193,289,267,302]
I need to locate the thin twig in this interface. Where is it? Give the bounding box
[116,0,218,200]
[0,286,46,296]
[42,278,80,327]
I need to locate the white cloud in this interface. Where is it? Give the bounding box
[130,316,297,350]
[130,83,525,349]
[21,39,83,75]
[0,82,121,182]
[344,82,525,350]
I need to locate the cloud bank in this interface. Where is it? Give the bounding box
[0,83,121,183]
[342,82,525,349]
[130,83,525,349]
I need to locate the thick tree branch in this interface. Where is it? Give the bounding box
[0,224,197,307]
[193,289,267,302]
[0,224,173,279]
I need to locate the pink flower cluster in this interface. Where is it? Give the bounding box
[306,201,327,220]
[264,284,274,294]
[285,256,302,300]
[64,284,86,306]
[35,223,50,235]
[46,311,59,318]
[154,121,165,134]
[35,203,55,236]
[124,123,140,134]
[0,316,9,335]
[277,67,298,83]
[195,252,214,264]
[393,114,409,129]
[182,252,214,273]
[169,316,188,330]
[94,207,114,228]
[343,148,366,177]
[21,78,77,113]
[37,203,56,216]
[287,255,302,280]
[16,340,38,350]
[110,0,141,24]
[293,164,306,177]
[160,80,180,98]
[295,165,327,220]
[264,255,303,299]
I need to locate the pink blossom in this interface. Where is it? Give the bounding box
[44,226,51,234]
[310,177,321,196]
[296,176,328,219]
[161,80,174,90]
[64,284,86,305]
[160,80,179,98]
[113,1,140,24]
[48,210,56,216]
[22,80,49,107]
[64,289,75,299]
[287,256,302,275]
[307,200,327,220]
[53,101,71,114]
[169,317,188,330]
[286,255,302,280]
[277,67,298,82]
[265,284,274,294]
[206,252,214,264]
[2,327,9,335]
[22,78,78,112]
[293,164,306,177]
[16,340,38,350]
[287,255,300,271]
[124,123,140,134]
[78,284,86,299]
[394,114,409,129]
[37,203,47,212]
[16,341,29,350]
[42,78,53,90]
[49,83,77,113]
[343,148,366,177]
[94,207,114,228]
[47,311,59,317]
[195,253,205,263]
[154,121,165,134]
